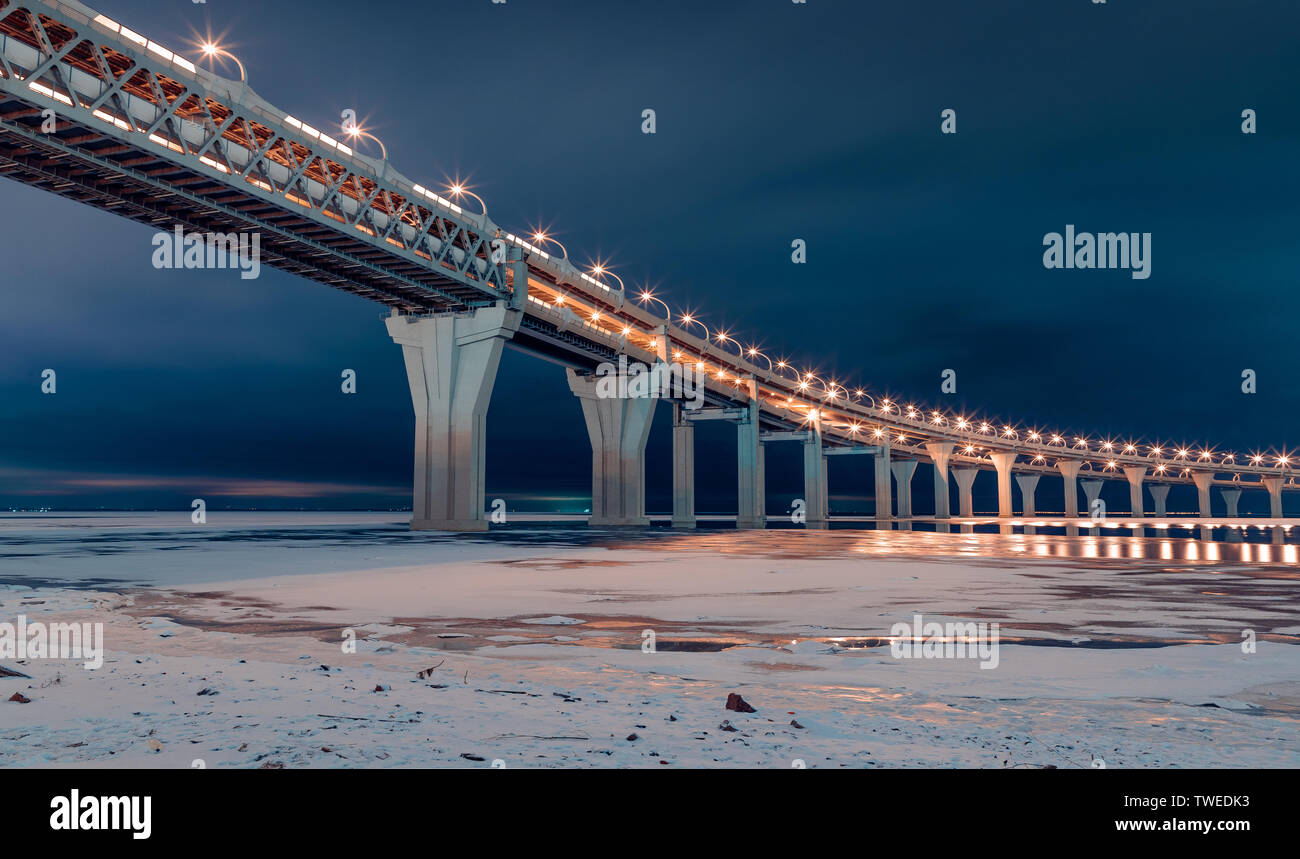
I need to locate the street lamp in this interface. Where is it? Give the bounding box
[446,182,487,217]
[343,124,387,160]
[199,42,246,83]
[636,288,671,318]
[531,231,568,259]
[588,262,624,293]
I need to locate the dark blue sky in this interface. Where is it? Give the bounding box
[2,0,1298,513]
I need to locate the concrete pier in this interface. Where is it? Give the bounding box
[1123,466,1146,516]
[1191,472,1214,518]
[952,467,978,517]
[1262,477,1284,518]
[890,459,918,519]
[803,416,828,529]
[671,402,696,528]
[1081,478,1104,519]
[385,304,520,531]
[1149,483,1170,517]
[924,442,954,519]
[567,368,656,526]
[1220,486,1242,518]
[1015,473,1040,517]
[989,452,1016,518]
[736,378,766,530]
[1056,459,1082,518]
[874,440,892,521]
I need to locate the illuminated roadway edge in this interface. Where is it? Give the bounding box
[0,0,1293,495]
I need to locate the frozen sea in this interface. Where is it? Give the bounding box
[1,512,1297,768]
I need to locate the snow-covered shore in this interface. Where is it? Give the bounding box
[2,514,1298,767]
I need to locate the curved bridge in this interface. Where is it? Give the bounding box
[2,0,1294,529]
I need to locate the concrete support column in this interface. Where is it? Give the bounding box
[736,378,765,530]
[1220,487,1242,519]
[1149,484,1171,517]
[1261,477,1284,519]
[822,455,830,521]
[803,417,828,529]
[1056,459,1082,518]
[874,440,893,521]
[1123,466,1146,516]
[567,368,657,526]
[924,442,954,519]
[1191,472,1214,518]
[385,305,520,531]
[890,459,918,518]
[988,452,1016,518]
[1081,478,1104,518]
[1015,474,1040,517]
[952,467,978,517]
[671,403,696,528]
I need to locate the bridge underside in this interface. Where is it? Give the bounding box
[0,97,486,313]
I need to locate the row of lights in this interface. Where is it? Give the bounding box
[82,27,1290,476]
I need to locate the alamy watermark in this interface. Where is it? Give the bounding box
[889,613,999,669]
[151,225,261,280]
[50,790,150,840]
[593,356,706,409]
[1043,225,1150,280]
[0,615,104,669]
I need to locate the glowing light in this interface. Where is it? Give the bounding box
[197,40,247,83]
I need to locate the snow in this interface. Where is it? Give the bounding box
[1,513,1298,768]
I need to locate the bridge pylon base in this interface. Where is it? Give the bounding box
[386,304,520,533]
[567,368,656,528]
[736,377,766,530]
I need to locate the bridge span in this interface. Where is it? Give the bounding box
[1,0,1295,530]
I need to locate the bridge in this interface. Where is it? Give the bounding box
[2,0,1296,531]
